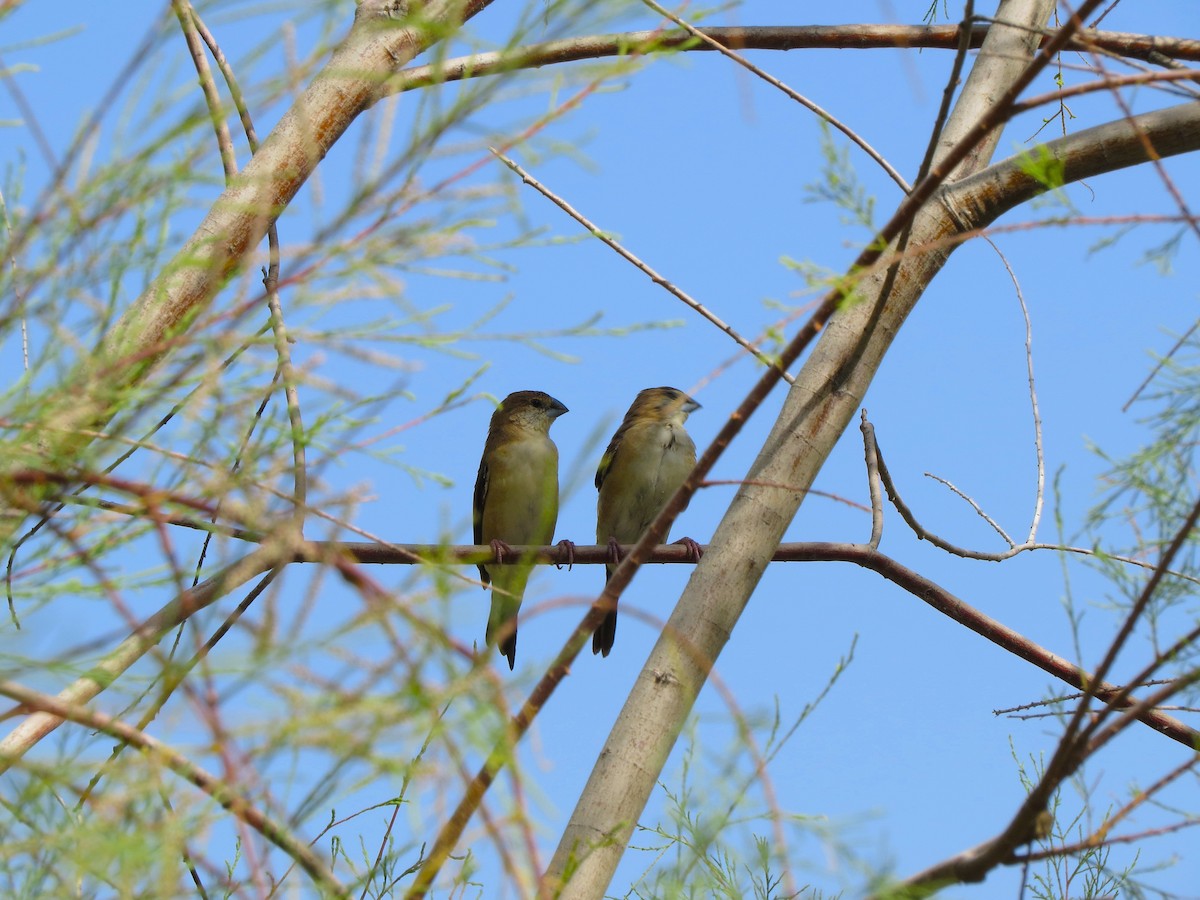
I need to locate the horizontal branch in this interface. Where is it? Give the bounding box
[303,539,1197,749]
[297,540,768,567]
[388,25,1200,93]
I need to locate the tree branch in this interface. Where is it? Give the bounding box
[386,25,1200,94]
[943,101,1200,224]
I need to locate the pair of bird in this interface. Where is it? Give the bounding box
[473,386,700,669]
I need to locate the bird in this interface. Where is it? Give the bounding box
[594,386,700,657]
[473,390,568,669]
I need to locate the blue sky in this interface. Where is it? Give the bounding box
[2,0,1199,896]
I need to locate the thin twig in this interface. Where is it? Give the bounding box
[265,262,306,522]
[491,149,792,382]
[1073,753,1200,842]
[1013,817,1200,863]
[914,0,975,186]
[993,679,1174,716]
[637,0,910,192]
[925,472,1015,546]
[171,0,237,179]
[985,238,1045,543]
[189,9,261,150]
[1122,317,1200,412]
[874,443,1015,558]
[1011,67,1200,118]
[182,0,308,527]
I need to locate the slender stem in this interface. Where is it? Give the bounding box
[638,1,910,191]
[491,150,792,381]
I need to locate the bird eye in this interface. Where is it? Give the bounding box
[531,398,544,408]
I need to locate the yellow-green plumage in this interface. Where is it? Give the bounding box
[594,386,699,657]
[474,390,567,669]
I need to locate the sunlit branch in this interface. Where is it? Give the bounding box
[387,25,1200,95]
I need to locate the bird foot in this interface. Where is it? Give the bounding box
[605,536,623,566]
[554,539,577,571]
[489,538,515,565]
[674,536,703,562]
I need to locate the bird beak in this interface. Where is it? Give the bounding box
[683,398,700,414]
[549,398,569,418]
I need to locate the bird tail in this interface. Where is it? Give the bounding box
[487,589,520,670]
[486,615,518,670]
[499,632,517,670]
[592,566,617,657]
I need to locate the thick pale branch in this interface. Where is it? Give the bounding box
[943,100,1200,223]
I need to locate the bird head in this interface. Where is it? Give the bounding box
[632,386,700,426]
[493,390,569,433]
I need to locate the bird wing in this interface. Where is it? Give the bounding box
[595,420,629,491]
[472,452,490,585]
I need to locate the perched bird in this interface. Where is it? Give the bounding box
[473,390,568,669]
[594,386,700,657]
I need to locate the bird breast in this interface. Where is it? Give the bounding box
[483,436,559,544]
[600,422,696,540]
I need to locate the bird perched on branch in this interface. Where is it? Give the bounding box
[473,390,568,669]
[594,386,700,657]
